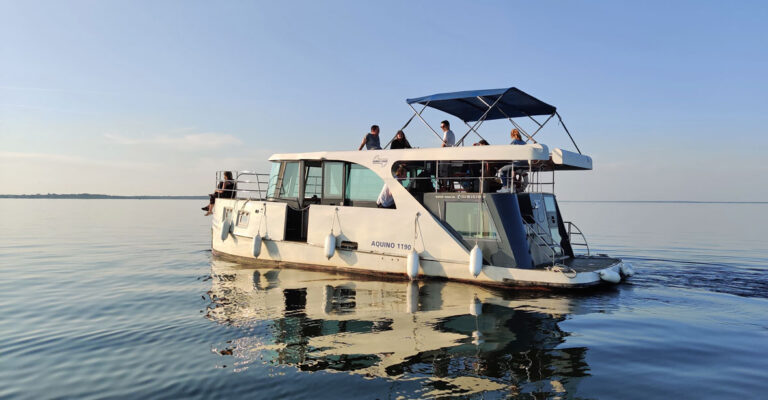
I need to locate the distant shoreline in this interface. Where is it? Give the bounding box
[0,194,206,200]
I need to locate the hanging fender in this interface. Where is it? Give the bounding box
[469,245,483,278]
[252,234,262,257]
[324,233,336,259]
[406,250,419,280]
[221,219,232,241]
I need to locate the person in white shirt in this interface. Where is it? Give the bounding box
[440,120,455,147]
[377,165,407,208]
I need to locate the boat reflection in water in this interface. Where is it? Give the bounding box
[206,259,594,398]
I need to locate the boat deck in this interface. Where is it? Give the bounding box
[560,256,621,273]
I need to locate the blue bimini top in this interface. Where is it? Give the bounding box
[406,87,556,122]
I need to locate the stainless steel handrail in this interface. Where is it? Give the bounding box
[525,221,563,267]
[565,221,590,255]
[215,170,271,200]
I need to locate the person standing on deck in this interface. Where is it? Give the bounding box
[358,125,382,150]
[390,130,412,149]
[440,120,455,147]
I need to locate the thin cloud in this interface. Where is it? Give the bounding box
[104,132,242,149]
[0,151,156,170]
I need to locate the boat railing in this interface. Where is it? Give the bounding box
[525,221,564,266]
[403,161,554,194]
[215,170,271,200]
[565,221,590,255]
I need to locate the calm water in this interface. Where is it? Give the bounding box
[1,199,766,399]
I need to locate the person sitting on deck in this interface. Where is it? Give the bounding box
[202,171,236,215]
[377,165,407,209]
[473,139,489,146]
[390,130,412,149]
[440,120,455,147]
[358,125,382,150]
[510,129,526,145]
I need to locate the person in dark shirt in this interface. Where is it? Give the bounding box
[358,125,382,150]
[390,130,412,149]
[202,171,237,215]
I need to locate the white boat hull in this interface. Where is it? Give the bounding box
[211,198,626,289]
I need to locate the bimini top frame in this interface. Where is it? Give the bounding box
[393,87,581,154]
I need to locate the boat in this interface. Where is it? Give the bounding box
[208,87,635,289]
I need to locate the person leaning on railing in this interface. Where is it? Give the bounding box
[202,171,237,216]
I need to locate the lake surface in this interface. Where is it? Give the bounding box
[1,199,766,399]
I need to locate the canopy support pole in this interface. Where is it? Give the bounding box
[556,112,581,154]
[408,102,445,144]
[385,102,429,149]
[457,121,488,146]
[527,115,543,127]
[475,96,538,144]
[526,112,556,142]
[455,95,505,147]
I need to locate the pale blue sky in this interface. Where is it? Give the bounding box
[1,0,766,200]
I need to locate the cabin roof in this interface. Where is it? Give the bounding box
[268,144,592,170]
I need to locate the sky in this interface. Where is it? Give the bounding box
[1,0,766,201]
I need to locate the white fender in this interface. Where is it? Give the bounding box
[599,269,621,283]
[406,250,419,280]
[252,234,262,257]
[620,262,635,277]
[324,233,336,259]
[221,219,231,241]
[469,245,483,278]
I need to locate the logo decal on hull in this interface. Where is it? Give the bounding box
[372,155,388,167]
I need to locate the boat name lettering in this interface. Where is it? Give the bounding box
[370,241,411,250]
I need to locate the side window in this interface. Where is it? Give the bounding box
[444,202,498,239]
[236,211,250,228]
[279,161,300,199]
[345,163,384,203]
[323,162,344,200]
[267,162,280,198]
[304,163,322,199]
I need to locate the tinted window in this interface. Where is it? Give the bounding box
[346,164,384,202]
[279,161,300,199]
[445,202,498,239]
[323,162,344,199]
[267,162,280,198]
[305,164,322,198]
[544,195,557,212]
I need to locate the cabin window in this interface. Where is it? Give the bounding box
[267,162,280,198]
[279,161,300,199]
[444,202,499,239]
[345,164,384,204]
[236,211,250,228]
[304,163,322,200]
[222,207,233,222]
[393,161,436,194]
[323,162,344,200]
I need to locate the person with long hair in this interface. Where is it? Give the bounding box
[202,171,236,215]
[390,130,412,149]
[510,129,526,145]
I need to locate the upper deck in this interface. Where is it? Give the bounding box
[269,144,592,171]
